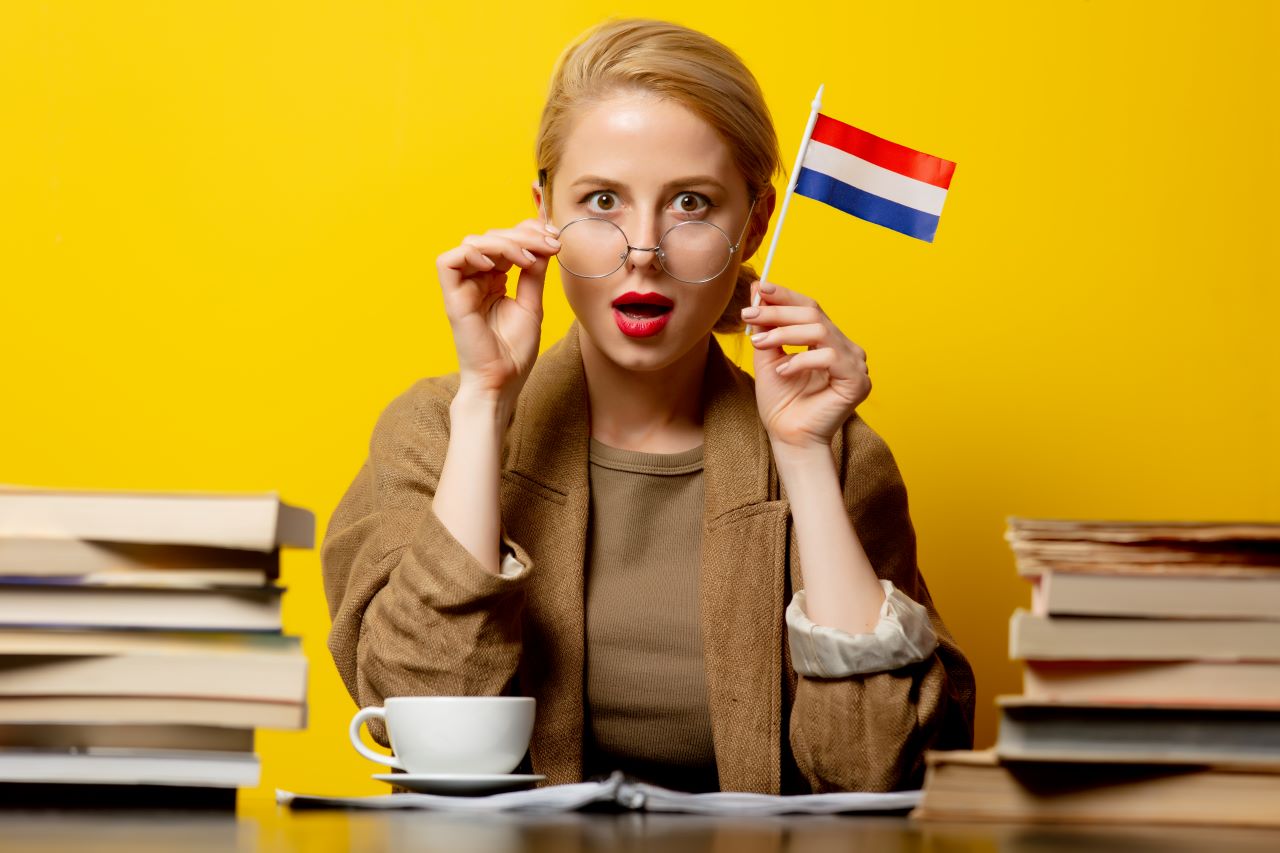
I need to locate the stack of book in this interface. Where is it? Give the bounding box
[0,484,313,807]
[914,517,1280,828]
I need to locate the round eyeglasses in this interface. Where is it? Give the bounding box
[552,197,757,284]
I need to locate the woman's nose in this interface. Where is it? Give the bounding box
[625,218,664,272]
[627,245,661,272]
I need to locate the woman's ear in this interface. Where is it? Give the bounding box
[531,180,546,221]
[744,186,777,260]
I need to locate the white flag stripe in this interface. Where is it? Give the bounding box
[801,139,948,216]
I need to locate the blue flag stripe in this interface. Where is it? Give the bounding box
[794,167,941,242]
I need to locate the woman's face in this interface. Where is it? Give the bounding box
[537,91,764,373]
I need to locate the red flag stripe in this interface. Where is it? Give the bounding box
[810,114,956,190]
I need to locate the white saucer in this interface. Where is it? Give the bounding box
[373,772,545,795]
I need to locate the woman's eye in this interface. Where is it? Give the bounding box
[673,192,710,214]
[585,191,618,213]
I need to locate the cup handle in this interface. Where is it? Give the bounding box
[348,706,405,770]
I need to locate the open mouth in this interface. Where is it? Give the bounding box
[611,291,675,319]
[613,303,672,319]
[611,292,675,338]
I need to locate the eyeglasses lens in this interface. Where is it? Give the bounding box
[556,219,628,278]
[556,219,731,283]
[658,222,731,283]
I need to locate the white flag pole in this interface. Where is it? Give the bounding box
[746,83,824,336]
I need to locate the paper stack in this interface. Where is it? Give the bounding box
[913,517,1280,827]
[0,484,313,806]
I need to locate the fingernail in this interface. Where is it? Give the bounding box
[760,282,776,293]
[750,332,767,344]
[545,236,561,249]
[522,249,536,262]
[741,306,760,318]
[776,361,789,373]
[544,223,560,235]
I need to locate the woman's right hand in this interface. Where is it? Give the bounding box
[436,218,561,406]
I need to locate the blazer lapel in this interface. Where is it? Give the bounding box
[499,321,591,785]
[699,334,790,794]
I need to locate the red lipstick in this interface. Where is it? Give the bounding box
[611,292,675,338]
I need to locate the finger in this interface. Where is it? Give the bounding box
[779,347,868,382]
[445,245,510,278]
[745,279,762,335]
[484,222,562,256]
[465,249,500,272]
[437,245,496,282]
[775,347,838,375]
[756,279,820,308]
[504,220,558,315]
[740,304,825,328]
[749,322,833,350]
[461,234,540,272]
[505,219,561,269]
[514,243,550,317]
[513,220,563,254]
[524,216,562,239]
[464,231,556,267]
[511,216,558,235]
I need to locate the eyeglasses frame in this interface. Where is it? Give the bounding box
[549,195,759,285]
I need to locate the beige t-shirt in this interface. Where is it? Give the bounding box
[581,436,720,792]
[571,435,943,793]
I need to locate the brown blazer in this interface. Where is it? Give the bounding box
[322,319,975,793]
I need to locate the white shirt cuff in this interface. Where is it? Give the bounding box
[786,579,938,678]
[498,546,527,579]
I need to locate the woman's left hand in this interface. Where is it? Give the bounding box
[743,279,871,451]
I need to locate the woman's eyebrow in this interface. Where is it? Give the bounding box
[569,174,727,193]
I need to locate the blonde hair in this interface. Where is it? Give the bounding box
[535,18,782,334]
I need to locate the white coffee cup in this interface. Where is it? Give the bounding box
[348,696,535,775]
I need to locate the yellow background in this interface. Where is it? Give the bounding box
[3,0,1277,810]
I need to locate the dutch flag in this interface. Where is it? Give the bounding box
[795,113,955,243]
[746,85,957,332]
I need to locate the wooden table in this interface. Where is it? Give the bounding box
[2,800,1279,852]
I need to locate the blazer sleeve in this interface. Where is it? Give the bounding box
[320,376,535,745]
[786,414,977,793]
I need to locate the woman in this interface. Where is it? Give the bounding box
[322,17,975,794]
